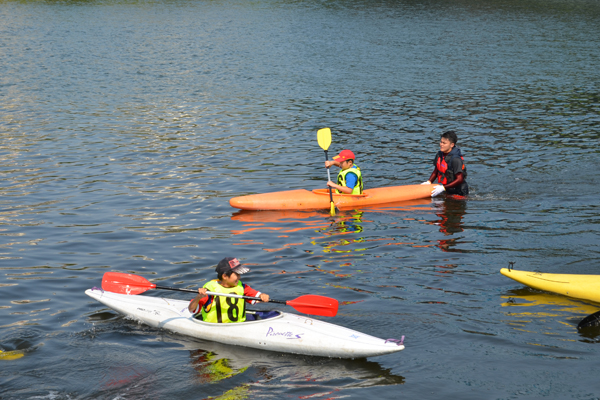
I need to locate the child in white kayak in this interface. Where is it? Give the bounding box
[188,257,269,323]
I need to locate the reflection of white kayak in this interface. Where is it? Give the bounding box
[85,288,405,358]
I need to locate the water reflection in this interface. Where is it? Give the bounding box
[501,288,600,342]
[186,340,405,397]
[230,202,451,299]
[230,200,435,262]
[429,198,467,252]
[321,211,364,235]
[189,349,249,385]
[314,211,367,258]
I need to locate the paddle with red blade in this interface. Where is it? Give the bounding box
[101,272,338,317]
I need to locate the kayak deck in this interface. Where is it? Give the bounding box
[85,288,405,358]
[500,268,600,304]
[230,184,435,211]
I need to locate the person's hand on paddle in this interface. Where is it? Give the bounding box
[421,180,431,185]
[325,160,338,168]
[259,293,270,303]
[188,288,208,312]
[327,180,352,194]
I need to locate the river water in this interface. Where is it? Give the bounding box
[1,0,599,398]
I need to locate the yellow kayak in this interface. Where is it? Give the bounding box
[0,349,25,360]
[500,268,600,304]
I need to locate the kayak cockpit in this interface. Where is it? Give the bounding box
[245,310,281,321]
[312,188,367,198]
[189,309,284,325]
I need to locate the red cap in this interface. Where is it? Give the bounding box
[333,150,355,162]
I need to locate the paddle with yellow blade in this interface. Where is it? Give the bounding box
[317,127,336,216]
[102,272,339,317]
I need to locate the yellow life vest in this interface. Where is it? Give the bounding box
[337,165,363,195]
[201,280,246,323]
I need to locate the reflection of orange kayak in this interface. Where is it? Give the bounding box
[231,210,323,223]
[230,184,435,211]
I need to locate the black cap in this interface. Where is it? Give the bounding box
[216,257,250,276]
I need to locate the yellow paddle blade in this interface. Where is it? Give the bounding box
[317,128,332,151]
[0,350,25,360]
[330,202,336,216]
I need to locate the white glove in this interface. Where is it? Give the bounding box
[421,180,431,185]
[431,185,445,197]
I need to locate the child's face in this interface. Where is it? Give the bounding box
[221,271,239,287]
[440,138,455,153]
[340,159,353,170]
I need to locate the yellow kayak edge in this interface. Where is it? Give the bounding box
[0,349,25,360]
[500,268,600,304]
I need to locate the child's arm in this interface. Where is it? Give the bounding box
[327,171,357,194]
[188,288,208,313]
[327,181,353,194]
[243,284,270,303]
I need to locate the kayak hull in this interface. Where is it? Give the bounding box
[85,288,404,358]
[229,184,435,211]
[500,268,600,303]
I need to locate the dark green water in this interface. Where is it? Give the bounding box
[1,0,599,398]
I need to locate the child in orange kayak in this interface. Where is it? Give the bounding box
[188,257,269,323]
[324,149,364,194]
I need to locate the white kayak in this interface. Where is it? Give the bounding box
[85,287,405,358]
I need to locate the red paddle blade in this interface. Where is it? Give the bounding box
[102,272,156,295]
[286,295,339,317]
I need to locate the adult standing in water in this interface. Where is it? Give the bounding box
[423,131,469,197]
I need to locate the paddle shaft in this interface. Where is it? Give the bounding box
[155,285,283,304]
[324,150,334,204]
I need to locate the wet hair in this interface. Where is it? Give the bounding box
[441,130,458,144]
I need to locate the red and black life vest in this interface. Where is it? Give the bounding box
[435,148,467,185]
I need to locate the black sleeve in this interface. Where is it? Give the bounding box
[450,157,464,177]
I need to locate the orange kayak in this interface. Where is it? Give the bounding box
[230,184,435,211]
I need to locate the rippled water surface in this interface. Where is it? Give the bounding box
[1,0,600,398]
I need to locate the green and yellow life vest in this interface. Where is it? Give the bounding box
[201,280,246,323]
[337,165,363,195]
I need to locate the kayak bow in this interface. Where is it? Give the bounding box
[500,268,600,304]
